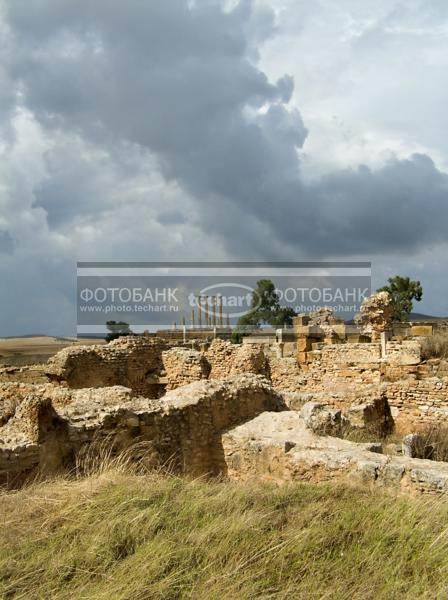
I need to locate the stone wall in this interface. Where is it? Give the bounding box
[296,344,382,393]
[385,378,448,432]
[162,348,210,390]
[205,339,268,379]
[268,357,304,392]
[293,342,424,393]
[0,375,285,484]
[385,340,421,365]
[319,343,382,365]
[46,336,169,397]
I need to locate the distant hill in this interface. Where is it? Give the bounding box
[409,313,448,321]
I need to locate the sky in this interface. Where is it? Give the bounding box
[0,0,447,335]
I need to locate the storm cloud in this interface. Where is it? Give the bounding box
[0,0,447,333]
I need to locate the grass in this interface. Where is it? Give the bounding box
[2,469,448,599]
[337,423,403,447]
[410,425,448,462]
[420,333,448,360]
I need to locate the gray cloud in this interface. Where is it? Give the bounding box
[0,231,14,254]
[0,0,447,333]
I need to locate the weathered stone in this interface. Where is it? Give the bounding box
[205,339,268,379]
[402,433,421,457]
[355,291,394,338]
[162,348,210,389]
[45,336,169,397]
[0,375,286,483]
[301,402,346,435]
[222,411,448,495]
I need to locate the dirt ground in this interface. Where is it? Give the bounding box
[0,336,105,366]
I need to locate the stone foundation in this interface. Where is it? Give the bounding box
[0,375,285,484]
[222,411,448,495]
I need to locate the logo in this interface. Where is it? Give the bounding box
[188,283,259,319]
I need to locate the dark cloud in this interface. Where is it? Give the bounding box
[4,0,447,257]
[0,0,447,333]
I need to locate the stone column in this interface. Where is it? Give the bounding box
[212,296,217,327]
[218,295,223,327]
[203,296,208,327]
[197,296,202,328]
[380,330,390,359]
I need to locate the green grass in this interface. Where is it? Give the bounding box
[1,471,448,599]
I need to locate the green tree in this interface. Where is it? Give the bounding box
[233,279,296,341]
[377,276,423,322]
[105,320,133,342]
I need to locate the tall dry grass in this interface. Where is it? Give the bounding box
[1,448,448,599]
[409,425,448,462]
[420,333,448,360]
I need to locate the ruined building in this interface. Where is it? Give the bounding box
[1,293,448,495]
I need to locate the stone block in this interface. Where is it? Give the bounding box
[411,325,433,337]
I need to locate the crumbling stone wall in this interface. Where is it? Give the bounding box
[0,393,70,486]
[295,342,425,393]
[205,339,268,379]
[46,336,169,397]
[0,375,285,484]
[162,348,211,390]
[385,378,448,432]
[268,357,304,392]
[355,291,393,340]
[296,344,382,392]
[385,341,421,365]
[0,382,62,427]
[319,343,381,365]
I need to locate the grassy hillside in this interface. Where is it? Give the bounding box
[1,470,448,599]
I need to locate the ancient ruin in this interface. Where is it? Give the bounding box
[2,296,448,495]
